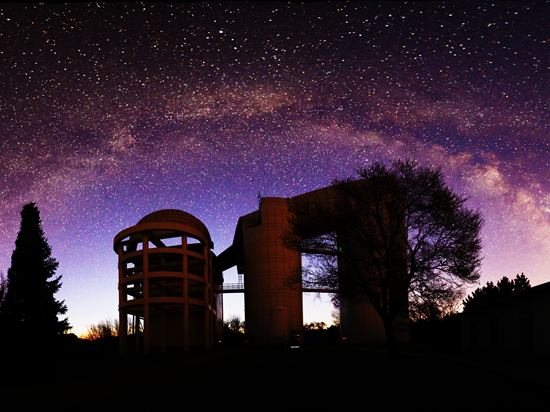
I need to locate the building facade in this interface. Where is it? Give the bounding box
[217,185,409,347]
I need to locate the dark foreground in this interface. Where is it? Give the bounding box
[2,344,549,411]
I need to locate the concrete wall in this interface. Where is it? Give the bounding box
[243,197,303,346]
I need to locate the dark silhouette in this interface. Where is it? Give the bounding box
[462,273,531,311]
[0,270,6,306]
[303,322,340,346]
[2,202,69,352]
[223,316,246,346]
[410,313,463,352]
[408,278,464,322]
[283,159,483,355]
[224,315,245,334]
[304,321,328,330]
[82,318,120,340]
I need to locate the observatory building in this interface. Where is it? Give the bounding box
[114,209,223,354]
[114,185,409,354]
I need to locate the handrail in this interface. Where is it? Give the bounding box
[219,283,245,291]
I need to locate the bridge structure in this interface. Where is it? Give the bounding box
[218,283,336,294]
[215,185,409,347]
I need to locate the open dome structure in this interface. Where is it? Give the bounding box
[114,209,222,354]
[137,209,212,246]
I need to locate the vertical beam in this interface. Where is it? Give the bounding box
[143,234,150,354]
[120,310,127,355]
[135,315,140,354]
[118,244,127,355]
[161,280,166,354]
[182,236,189,351]
[161,308,166,354]
[204,244,210,349]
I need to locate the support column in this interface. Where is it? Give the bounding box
[182,236,189,351]
[118,245,127,355]
[204,244,210,349]
[143,234,150,355]
[161,308,166,354]
[135,315,140,354]
[161,279,166,354]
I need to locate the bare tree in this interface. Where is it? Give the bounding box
[283,159,483,355]
[224,315,245,334]
[81,318,119,340]
[408,278,464,322]
[304,321,327,330]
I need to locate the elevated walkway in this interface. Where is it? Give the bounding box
[218,283,337,293]
[218,283,245,293]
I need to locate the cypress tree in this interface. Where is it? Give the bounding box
[2,202,69,343]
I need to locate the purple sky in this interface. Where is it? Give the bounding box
[1,2,549,335]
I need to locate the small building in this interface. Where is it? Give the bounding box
[461,282,550,356]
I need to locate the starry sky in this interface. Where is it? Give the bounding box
[1,2,550,336]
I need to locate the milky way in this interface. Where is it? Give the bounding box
[1,2,550,335]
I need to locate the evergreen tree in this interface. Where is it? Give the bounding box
[0,270,6,306]
[512,273,531,291]
[463,273,531,311]
[2,202,69,340]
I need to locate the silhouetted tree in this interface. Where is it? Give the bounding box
[463,273,531,311]
[511,273,531,291]
[0,270,6,307]
[331,309,340,326]
[223,315,246,345]
[81,318,119,340]
[409,284,464,322]
[304,321,327,330]
[303,321,340,346]
[408,273,466,322]
[2,203,70,344]
[224,315,245,334]
[0,270,7,331]
[283,159,483,355]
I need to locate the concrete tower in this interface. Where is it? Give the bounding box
[239,198,303,346]
[219,185,409,346]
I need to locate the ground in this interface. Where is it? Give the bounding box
[2,344,549,411]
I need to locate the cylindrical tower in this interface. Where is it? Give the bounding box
[243,197,302,346]
[113,209,222,354]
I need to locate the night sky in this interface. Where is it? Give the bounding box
[1,2,549,336]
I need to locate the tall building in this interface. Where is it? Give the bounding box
[218,185,409,346]
[217,197,303,347]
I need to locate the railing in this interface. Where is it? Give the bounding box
[302,282,338,293]
[218,283,245,293]
[218,282,337,293]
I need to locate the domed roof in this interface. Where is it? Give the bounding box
[138,209,211,244]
